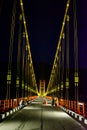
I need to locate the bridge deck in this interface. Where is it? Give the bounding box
[0,97,86,130]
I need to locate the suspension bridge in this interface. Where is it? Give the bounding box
[0,0,87,129]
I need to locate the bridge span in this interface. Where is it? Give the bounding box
[0,97,87,130]
[0,0,87,129]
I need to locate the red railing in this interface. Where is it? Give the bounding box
[59,99,87,118]
[40,96,87,118]
[0,96,38,113]
[84,103,87,118]
[0,96,86,118]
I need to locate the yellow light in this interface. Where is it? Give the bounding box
[74,72,79,83]
[27,44,29,50]
[38,93,40,96]
[24,20,26,25]
[26,45,28,51]
[20,2,23,6]
[16,77,19,85]
[66,82,69,88]
[67,3,69,7]
[23,32,25,37]
[61,82,63,90]
[29,63,32,67]
[60,35,62,39]
[75,77,79,83]
[19,14,22,20]
[63,22,65,26]
[7,80,11,84]
[25,84,27,90]
[66,78,69,88]
[7,74,11,81]
[22,81,24,89]
[26,33,28,40]
[66,15,69,22]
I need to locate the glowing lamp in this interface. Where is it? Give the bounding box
[66,78,69,88]
[66,15,69,22]
[25,84,27,90]
[74,72,79,86]
[16,77,19,85]
[22,81,24,89]
[61,82,63,90]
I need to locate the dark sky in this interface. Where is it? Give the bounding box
[77,0,87,68]
[22,0,87,69]
[23,0,67,65]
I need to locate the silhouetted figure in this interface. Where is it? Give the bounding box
[52,98,55,106]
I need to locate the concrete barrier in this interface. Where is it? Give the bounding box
[60,106,87,125]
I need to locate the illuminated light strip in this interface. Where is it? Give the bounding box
[47,0,70,93]
[54,0,70,74]
[28,87,37,94]
[20,0,38,94]
[55,0,70,62]
[47,87,58,95]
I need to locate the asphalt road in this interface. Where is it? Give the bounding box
[0,97,86,130]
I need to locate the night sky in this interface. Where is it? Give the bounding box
[23,0,67,64]
[0,0,87,101]
[0,0,87,68]
[21,0,87,68]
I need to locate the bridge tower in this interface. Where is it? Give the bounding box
[39,80,45,96]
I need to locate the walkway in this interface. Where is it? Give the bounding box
[0,97,86,130]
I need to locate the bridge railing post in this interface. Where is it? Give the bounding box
[78,102,85,116]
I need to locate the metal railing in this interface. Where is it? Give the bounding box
[0,96,38,113]
[59,99,87,118]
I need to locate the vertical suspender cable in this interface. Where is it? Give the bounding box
[25,43,28,96]
[57,56,60,98]
[20,0,38,95]
[61,33,65,99]
[73,0,79,108]
[66,12,69,104]
[59,45,62,98]
[46,0,71,96]
[16,13,22,98]
[22,31,25,98]
[27,54,30,96]
[6,0,16,99]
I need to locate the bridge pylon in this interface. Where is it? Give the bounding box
[39,80,45,96]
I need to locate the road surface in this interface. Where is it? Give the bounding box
[0,97,86,130]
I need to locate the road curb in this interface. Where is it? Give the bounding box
[0,106,22,121]
[60,106,87,125]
